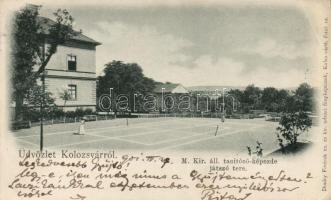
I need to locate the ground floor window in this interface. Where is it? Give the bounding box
[68,84,77,100]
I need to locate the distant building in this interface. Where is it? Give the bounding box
[153,83,189,112]
[37,16,101,111]
[153,83,189,94]
[188,85,244,100]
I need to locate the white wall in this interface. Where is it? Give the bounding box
[46,77,96,107]
[46,45,96,73]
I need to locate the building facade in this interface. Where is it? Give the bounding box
[40,17,101,111]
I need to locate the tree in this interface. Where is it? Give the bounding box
[276,111,312,147]
[261,87,278,111]
[97,60,157,112]
[23,85,57,121]
[35,8,75,75]
[25,85,55,107]
[11,6,40,120]
[228,89,244,113]
[11,5,75,120]
[228,89,243,102]
[281,83,314,113]
[294,83,314,112]
[59,89,71,107]
[98,61,156,95]
[242,85,262,111]
[277,89,290,112]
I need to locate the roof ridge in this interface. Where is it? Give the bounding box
[37,16,101,45]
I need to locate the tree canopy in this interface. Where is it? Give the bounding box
[11,5,75,120]
[97,61,157,112]
[294,83,314,112]
[228,83,314,113]
[97,60,157,97]
[11,6,40,103]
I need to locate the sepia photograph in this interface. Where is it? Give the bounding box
[9,3,318,155]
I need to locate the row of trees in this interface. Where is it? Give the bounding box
[96,60,315,115]
[229,83,315,113]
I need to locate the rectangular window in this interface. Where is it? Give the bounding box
[67,55,77,71]
[68,84,77,100]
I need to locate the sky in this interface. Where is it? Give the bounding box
[39,3,316,88]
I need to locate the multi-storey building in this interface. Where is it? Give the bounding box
[39,16,101,111]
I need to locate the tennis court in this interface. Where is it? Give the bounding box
[11,117,287,153]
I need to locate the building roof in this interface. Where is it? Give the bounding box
[187,85,245,92]
[154,83,188,93]
[37,16,101,45]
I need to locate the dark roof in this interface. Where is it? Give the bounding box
[37,16,101,45]
[154,83,182,93]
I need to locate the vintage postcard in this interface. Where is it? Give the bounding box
[0,0,330,199]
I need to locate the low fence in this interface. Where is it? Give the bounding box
[12,112,287,130]
[135,112,260,119]
[135,113,219,118]
[29,115,116,127]
[20,114,138,129]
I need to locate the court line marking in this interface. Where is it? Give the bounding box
[13,118,252,139]
[15,138,39,147]
[28,121,250,148]
[16,123,263,150]
[13,118,180,139]
[155,124,267,151]
[50,132,154,148]
[80,120,223,140]
[112,121,225,138]
[148,131,213,146]
[16,124,252,149]
[126,127,231,146]
[14,130,76,139]
[14,119,263,148]
[49,121,229,148]
[100,121,229,138]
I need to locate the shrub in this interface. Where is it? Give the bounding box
[65,111,76,118]
[84,108,94,115]
[74,108,85,117]
[276,111,312,146]
[49,107,65,119]
[22,107,40,122]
